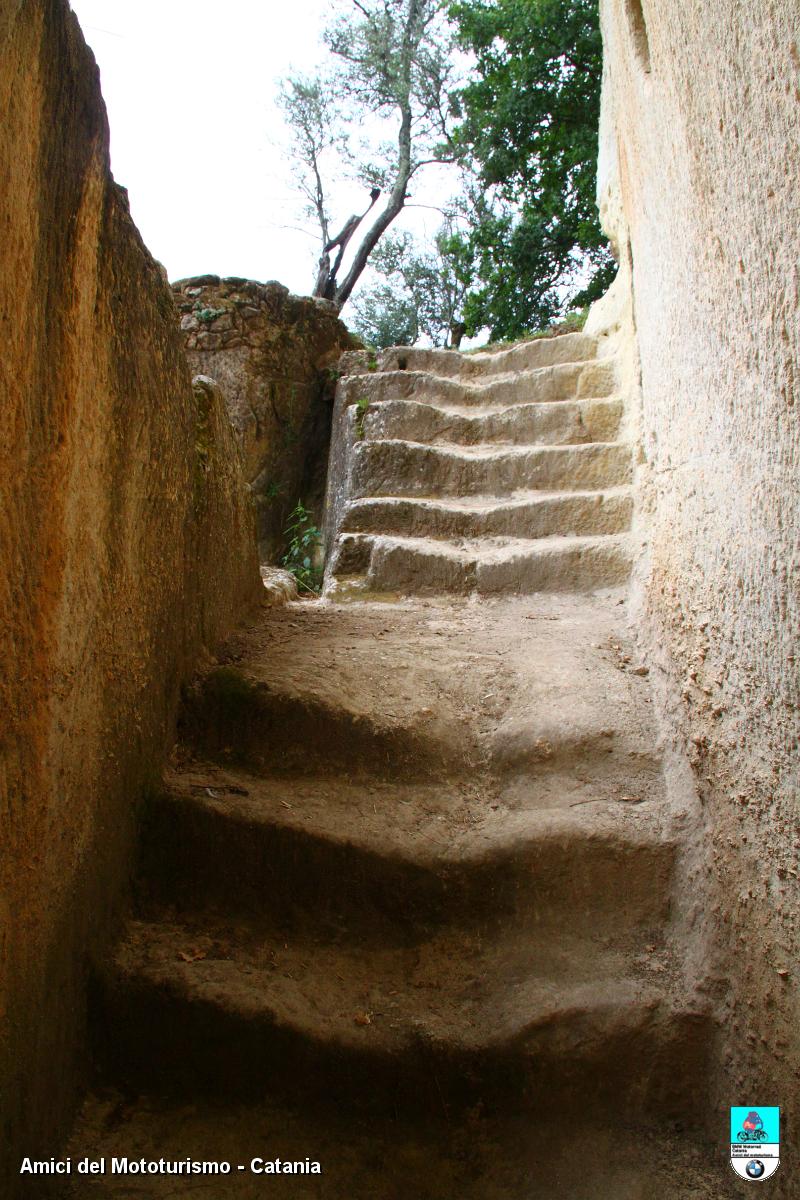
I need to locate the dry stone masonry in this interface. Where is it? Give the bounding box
[174,277,355,559]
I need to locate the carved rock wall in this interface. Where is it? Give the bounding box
[0,4,261,1191]
[596,0,800,1129]
[174,277,355,560]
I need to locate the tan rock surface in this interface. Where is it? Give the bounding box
[323,337,634,597]
[174,277,354,559]
[65,593,733,1197]
[596,0,799,1139]
[0,4,260,1192]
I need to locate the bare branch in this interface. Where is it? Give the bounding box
[279,0,458,305]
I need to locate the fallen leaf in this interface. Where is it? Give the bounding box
[353,1011,372,1026]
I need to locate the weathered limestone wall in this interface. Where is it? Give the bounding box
[0,3,261,1190]
[595,0,799,1128]
[175,277,354,560]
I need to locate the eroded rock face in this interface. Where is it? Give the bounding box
[174,277,355,560]
[596,0,800,1125]
[0,4,260,1192]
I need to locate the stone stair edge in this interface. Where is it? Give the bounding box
[338,331,599,378]
[337,359,612,392]
[336,530,633,557]
[109,917,692,1056]
[344,486,632,511]
[353,436,630,455]
[151,772,673,858]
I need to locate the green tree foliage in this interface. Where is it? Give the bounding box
[351,281,420,348]
[450,0,616,339]
[350,224,473,347]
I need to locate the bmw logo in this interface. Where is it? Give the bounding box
[746,1161,766,1179]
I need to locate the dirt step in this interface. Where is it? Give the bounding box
[349,440,632,500]
[64,1091,739,1200]
[340,489,632,541]
[95,915,710,1120]
[139,766,676,932]
[177,666,470,780]
[338,358,616,410]
[345,331,599,379]
[358,395,624,447]
[329,533,632,595]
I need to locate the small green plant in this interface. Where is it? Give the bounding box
[354,394,370,439]
[282,502,323,594]
[194,305,227,324]
[366,350,378,372]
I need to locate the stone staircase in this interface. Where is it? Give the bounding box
[65,333,732,1199]
[324,334,634,596]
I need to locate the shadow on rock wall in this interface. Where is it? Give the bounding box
[174,277,358,562]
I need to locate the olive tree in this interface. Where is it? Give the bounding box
[278,0,458,309]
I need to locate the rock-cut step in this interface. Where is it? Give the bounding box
[340,489,632,541]
[329,532,632,595]
[95,912,711,1121]
[350,439,632,499]
[63,1091,741,1200]
[139,763,675,934]
[337,357,616,410]
[359,395,624,447]
[366,330,599,377]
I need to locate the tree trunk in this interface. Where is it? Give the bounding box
[333,109,413,308]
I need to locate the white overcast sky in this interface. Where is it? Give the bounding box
[69,0,456,298]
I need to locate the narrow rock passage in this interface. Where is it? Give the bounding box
[66,335,736,1197]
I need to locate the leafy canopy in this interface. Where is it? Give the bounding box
[350,223,473,348]
[450,0,615,339]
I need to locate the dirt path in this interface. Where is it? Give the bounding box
[58,332,746,1197]
[62,591,737,1198]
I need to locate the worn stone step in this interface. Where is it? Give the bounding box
[340,489,632,541]
[337,357,616,410]
[139,764,674,933]
[343,331,599,379]
[177,666,468,782]
[64,1092,741,1200]
[350,440,632,500]
[329,533,632,595]
[359,395,624,446]
[96,914,709,1120]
